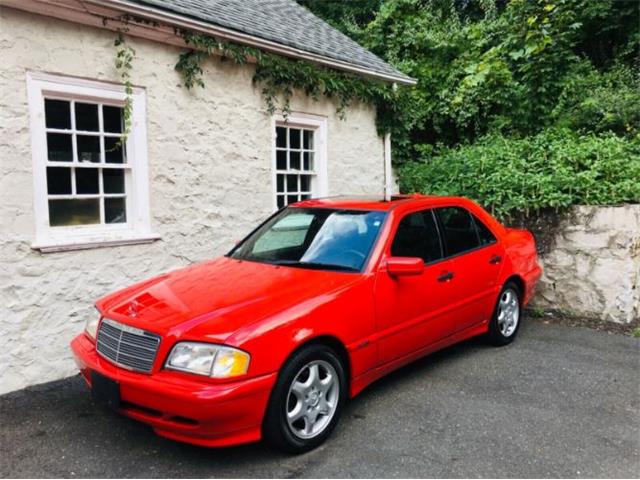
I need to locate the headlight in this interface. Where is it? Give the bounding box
[165,342,250,378]
[85,310,101,340]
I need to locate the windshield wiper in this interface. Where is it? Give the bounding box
[270,260,359,272]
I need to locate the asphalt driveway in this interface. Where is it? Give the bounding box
[1,318,638,478]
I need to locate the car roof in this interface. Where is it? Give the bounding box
[291,194,473,212]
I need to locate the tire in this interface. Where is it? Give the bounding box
[486,281,522,346]
[262,343,347,453]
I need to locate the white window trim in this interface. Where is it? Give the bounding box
[271,112,328,211]
[26,72,159,252]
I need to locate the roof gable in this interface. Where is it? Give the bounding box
[128,0,414,84]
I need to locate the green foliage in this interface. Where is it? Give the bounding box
[302,0,639,162]
[296,0,382,39]
[174,50,207,89]
[113,33,134,144]
[552,62,640,136]
[528,306,545,318]
[302,0,640,216]
[398,129,640,219]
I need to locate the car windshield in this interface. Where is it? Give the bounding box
[229,208,387,272]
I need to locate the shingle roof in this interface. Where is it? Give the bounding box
[127,0,415,84]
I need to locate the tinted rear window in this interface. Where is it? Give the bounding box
[436,207,479,256]
[473,215,496,246]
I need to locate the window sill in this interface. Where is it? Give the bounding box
[31,233,161,253]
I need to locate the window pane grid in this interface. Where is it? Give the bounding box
[70,163,77,195]
[99,103,105,165]
[45,128,123,137]
[98,155,105,224]
[44,193,126,199]
[45,162,130,169]
[71,100,78,165]
[44,97,128,227]
[275,125,316,207]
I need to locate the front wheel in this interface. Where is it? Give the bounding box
[262,344,346,453]
[486,281,522,346]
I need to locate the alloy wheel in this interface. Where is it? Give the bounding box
[285,360,339,439]
[497,288,519,337]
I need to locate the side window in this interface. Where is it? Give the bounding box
[391,210,442,263]
[436,207,480,256]
[472,215,496,246]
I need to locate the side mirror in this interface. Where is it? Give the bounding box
[386,257,424,277]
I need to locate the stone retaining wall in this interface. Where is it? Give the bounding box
[533,205,640,324]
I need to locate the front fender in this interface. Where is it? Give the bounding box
[226,274,377,383]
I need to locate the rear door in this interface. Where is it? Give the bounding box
[434,206,504,333]
[374,208,457,365]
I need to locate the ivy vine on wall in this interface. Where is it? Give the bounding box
[174,30,395,125]
[113,33,135,142]
[106,14,402,135]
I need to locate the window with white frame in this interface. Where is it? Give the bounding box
[273,114,327,210]
[27,73,155,251]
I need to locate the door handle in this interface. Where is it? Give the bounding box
[437,271,454,282]
[489,255,502,265]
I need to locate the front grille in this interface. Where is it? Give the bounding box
[96,318,161,373]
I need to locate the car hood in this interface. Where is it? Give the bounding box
[96,256,363,341]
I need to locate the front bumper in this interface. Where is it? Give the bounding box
[70,334,276,447]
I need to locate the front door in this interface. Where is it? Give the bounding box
[434,206,505,333]
[374,209,457,366]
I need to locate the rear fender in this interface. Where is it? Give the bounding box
[502,228,542,305]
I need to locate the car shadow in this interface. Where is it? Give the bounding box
[4,320,531,475]
[115,329,499,461]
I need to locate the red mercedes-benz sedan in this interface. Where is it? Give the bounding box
[71,195,541,452]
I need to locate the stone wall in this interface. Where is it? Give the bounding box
[533,205,640,324]
[0,8,387,394]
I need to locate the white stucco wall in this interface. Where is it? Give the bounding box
[0,8,387,394]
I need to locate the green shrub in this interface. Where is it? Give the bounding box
[552,63,640,136]
[398,129,640,220]
[300,0,640,165]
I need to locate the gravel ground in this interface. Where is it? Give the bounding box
[1,318,638,478]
